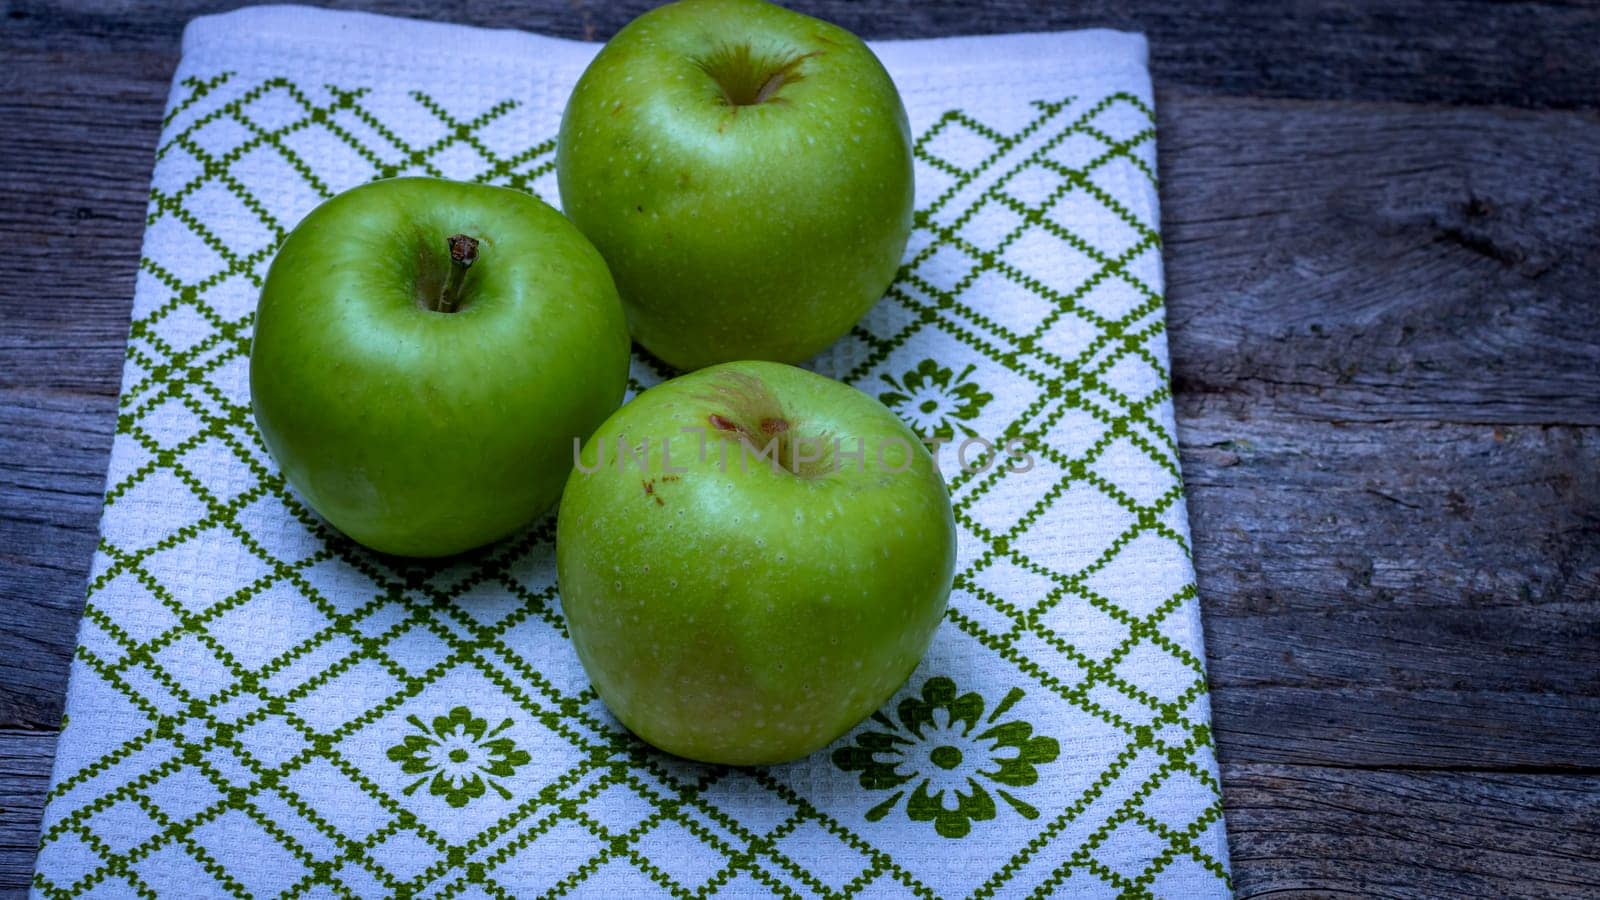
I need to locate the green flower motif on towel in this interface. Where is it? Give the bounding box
[879,359,993,439]
[387,706,530,808]
[832,677,1060,838]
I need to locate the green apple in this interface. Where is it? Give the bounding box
[556,361,956,764]
[250,177,630,557]
[556,0,914,371]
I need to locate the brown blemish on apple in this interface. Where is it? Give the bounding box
[696,374,835,477]
[642,479,664,506]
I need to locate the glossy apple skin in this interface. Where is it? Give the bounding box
[556,361,956,764]
[556,0,914,371]
[250,178,630,557]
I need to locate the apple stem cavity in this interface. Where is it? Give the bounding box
[698,44,819,108]
[435,233,480,314]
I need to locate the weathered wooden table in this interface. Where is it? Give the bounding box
[3,1,1597,895]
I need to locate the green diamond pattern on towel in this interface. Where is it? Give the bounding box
[33,12,1230,898]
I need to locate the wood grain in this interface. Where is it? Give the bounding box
[8,0,1600,109]
[3,0,1599,895]
[1161,95,1600,427]
[0,734,54,895]
[1187,416,1600,769]
[1161,93,1600,773]
[1224,763,1600,897]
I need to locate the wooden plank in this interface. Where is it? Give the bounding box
[1182,411,1600,712]
[1223,762,1600,897]
[1160,91,1600,427]
[0,732,55,894]
[0,53,159,394]
[0,49,156,738]
[5,0,1600,109]
[1185,414,1600,771]
[0,391,112,729]
[1159,93,1600,780]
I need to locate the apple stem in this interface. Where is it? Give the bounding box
[436,234,480,314]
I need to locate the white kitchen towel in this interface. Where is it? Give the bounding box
[32,6,1231,898]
